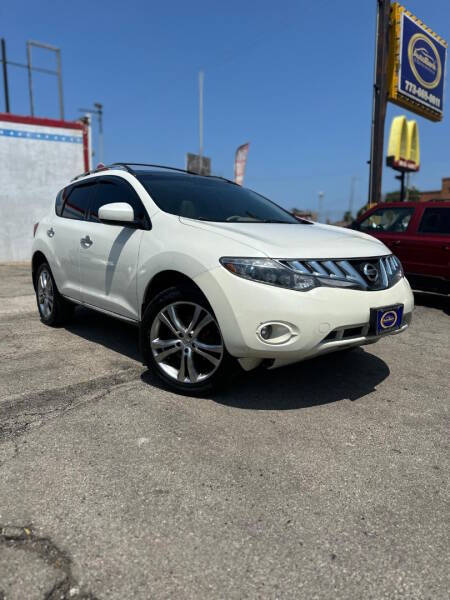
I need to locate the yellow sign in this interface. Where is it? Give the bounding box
[386,115,420,171]
[388,3,447,122]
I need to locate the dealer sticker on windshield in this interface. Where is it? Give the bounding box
[371,305,404,335]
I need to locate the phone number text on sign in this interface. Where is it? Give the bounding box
[404,80,442,108]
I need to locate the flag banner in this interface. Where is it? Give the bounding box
[234,142,250,185]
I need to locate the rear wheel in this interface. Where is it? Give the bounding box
[35,262,74,326]
[140,286,239,394]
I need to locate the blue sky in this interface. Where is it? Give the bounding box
[2,0,449,220]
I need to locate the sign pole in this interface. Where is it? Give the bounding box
[1,38,10,113]
[399,172,405,201]
[368,0,391,204]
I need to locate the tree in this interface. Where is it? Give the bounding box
[343,210,353,223]
[384,186,421,202]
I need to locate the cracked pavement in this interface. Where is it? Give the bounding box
[0,263,449,599]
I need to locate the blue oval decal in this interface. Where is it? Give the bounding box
[380,310,398,329]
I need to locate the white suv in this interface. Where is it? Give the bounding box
[32,163,414,393]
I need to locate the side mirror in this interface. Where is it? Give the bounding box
[98,202,134,224]
[349,220,360,230]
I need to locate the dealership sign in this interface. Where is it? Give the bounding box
[388,3,447,122]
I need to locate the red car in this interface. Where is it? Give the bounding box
[351,201,450,294]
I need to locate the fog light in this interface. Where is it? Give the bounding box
[256,322,299,345]
[260,325,272,340]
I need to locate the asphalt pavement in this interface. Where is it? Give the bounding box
[0,263,449,599]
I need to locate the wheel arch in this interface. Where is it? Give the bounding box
[141,270,209,318]
[31,251,48,290]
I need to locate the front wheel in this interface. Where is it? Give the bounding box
[140,286,239,394]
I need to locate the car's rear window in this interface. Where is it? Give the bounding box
[418,207,450,235]
[136,172,299,224]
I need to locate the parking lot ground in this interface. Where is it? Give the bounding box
[0,263,449,599]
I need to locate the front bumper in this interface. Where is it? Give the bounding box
[194,266,414,367]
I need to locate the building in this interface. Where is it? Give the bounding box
[419,177,450,202]
[0,113,90,261]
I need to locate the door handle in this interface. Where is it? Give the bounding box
[47,227,55,238]
[80,235,93,248]
[391,240,401,246]
[444,246,450,251]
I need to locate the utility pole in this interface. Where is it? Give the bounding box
[94,102,103,164]
[199,70,204,159]
[79,103,103,164]
[368,0,391,205]
[318,191,324,222]
[349,176,358,217]
[26,42,34,116]
[1,38,10,112]
[55,47,64,121]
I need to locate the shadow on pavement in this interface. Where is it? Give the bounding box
[65,307,390,410]
[142,348,390,410]
[413,291,450,316]
[212,348,389,410]
[65,307,141,362]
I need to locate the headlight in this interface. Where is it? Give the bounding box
[220,257,317,291]
[387,255,404,286]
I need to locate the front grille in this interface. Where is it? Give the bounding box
[320,323,370,344]
[279,255,401,291]
[320,312,411,345]
[343,326,364,339]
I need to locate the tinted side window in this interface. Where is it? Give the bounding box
[61,184,94,220]
[56,186,74,216]
[55,189,63,216]
[89,177,149,227]
[359,207,414,233]
[418,207,450,235]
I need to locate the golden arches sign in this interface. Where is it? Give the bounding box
[386,115,420,172]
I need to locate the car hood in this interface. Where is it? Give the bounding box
[179,218,389,259]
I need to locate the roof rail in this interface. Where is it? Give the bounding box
[111,163,237,185]
[71,162,237,185]
[71,162,136,182]
[110,162,196,176]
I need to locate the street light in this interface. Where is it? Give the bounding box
[79,103,103,164]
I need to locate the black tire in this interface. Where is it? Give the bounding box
[35,262,75,326]
[140,285,239,395]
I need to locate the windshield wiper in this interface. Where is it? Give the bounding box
[245,211,298,224]
[260,219,295,223]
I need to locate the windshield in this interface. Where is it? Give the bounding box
[136,171,300,224]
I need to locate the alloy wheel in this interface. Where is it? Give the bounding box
[37,268,54,319]
[150,301,224,384]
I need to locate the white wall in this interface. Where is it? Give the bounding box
[0,119,88,261]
